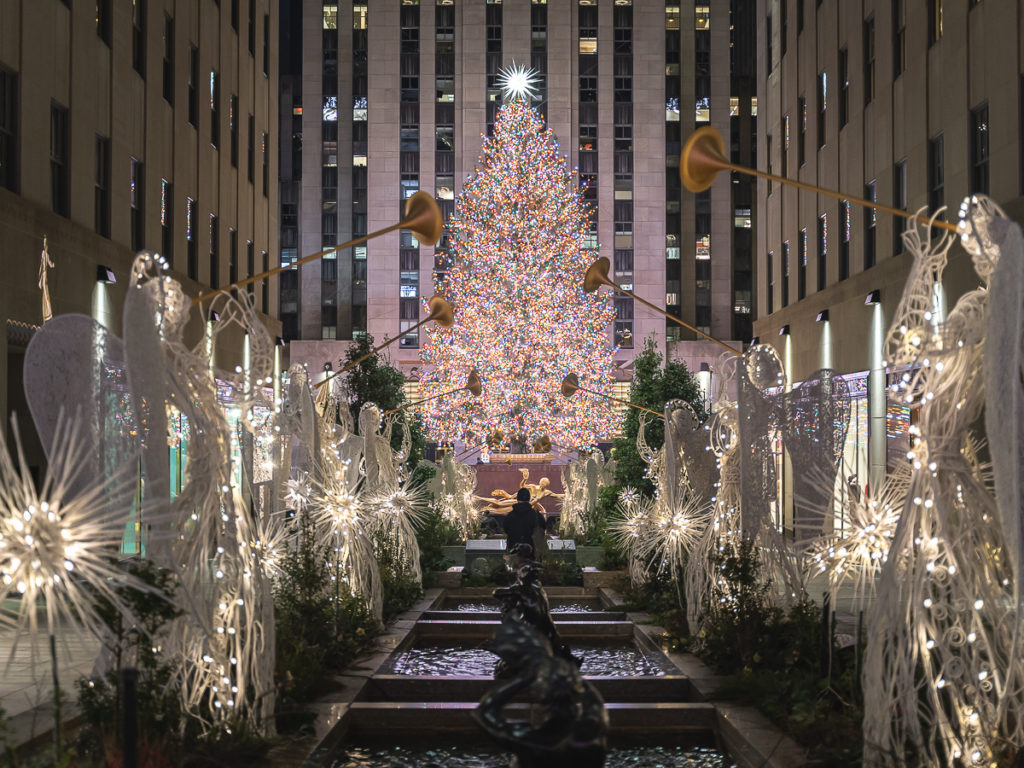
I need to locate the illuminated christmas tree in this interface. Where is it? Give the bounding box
[419,65,619,451]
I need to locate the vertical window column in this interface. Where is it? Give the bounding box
[485,1,503,136]
[434,0,456,287]
[94,136,110,237]
[893,159,906,254]
[51,103,69,217]
[186,197,197,279]
[613,2,633,349]
[817,214,827,291]
[0,67,16,192]
[694,5,711,335]
[209,214,219,288]
[161,178,173,264]
[399,0,421,348]
[781,241,790,307]
[351,3,368,336]
[798,228,807,300]
[322,3,340,339]
[665,4,681,333]
[531,1,547,114]
[129,155,144,249]
[970,102,989,195]
[839,200,850,280]
[864,182,876,269]
[578,0,598,280]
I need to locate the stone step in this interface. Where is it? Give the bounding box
[359,674,699,703]
[420,610,627,622]
[414,619,635,639]
[345,701,717,737]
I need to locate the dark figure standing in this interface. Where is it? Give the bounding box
[502,488,546,550]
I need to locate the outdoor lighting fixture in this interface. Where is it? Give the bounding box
[699,362,710,372]
[208,310,220,322]
[816,309,830,323]
[96,265,116,284]
[276,336,286,346]
[323,361,333,372]
[865,289,881,305]
[779,325,790,336]
[750,336,760,345]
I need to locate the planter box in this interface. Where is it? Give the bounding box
[576,545,604,567]
[441,545,465,567]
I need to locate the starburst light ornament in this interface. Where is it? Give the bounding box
[498,62,541,102]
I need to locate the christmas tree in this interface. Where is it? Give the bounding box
[419,66,619,451]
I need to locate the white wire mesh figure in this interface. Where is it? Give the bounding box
[863,202,1024,767]
[122,254,276,735]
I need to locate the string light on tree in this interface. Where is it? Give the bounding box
[419,66,619,450]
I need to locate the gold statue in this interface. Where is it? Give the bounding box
[475,468,564,515]
[38,236,53,324]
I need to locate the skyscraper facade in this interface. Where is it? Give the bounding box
[755,0,1022,530]
[280,0,754,387]
[0,0,279,457]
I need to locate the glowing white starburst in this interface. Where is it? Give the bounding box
[498,63,541,102]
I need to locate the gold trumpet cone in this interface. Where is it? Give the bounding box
[404,191,444,246]
[561,372,580,397]
[466,370,482,397]
[583,257,612,293]
[680,126,728,193]
[427,295,455,328]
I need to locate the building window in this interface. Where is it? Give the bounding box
[97,0,112,45]
[209,214,219,289]
[839,200,850,280]
[780,0,787,56]
[262,131,269,196]
[817,72,826,148]
[162,14,174,104]
[781,241,790,307]
[228,229,238,285]
[817,214,827,291]
[766,13,772,72]
[928,0,943,46]
[928,134,944,215]
[263,14,270,76]
[50,103,69,217]
[161,178,173,265]
[798,228,807,299]
[766,134,773,194]
[260,251,268,310]
[188,46,199,126]
[863,17,874,105]
[0,67,17,193]
[229,95,238,167]
[132,0,146,77]
[892,0,905,79]
[248,0,255,55]
[970,101,989,195]
[129,156,144,250]
[796,0,804,33]
[186,198,197,280]
[210,71,220,148]
[231,0,239,31]
[782,115,789,176]
[893,159,907,254]
[247,114,254,183]
[94,136,110,238]
[838,48,848,128]
[798,97,806,166]
[864,182,876,269]
[767,251,774,315]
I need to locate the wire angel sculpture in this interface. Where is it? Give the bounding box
[863,202,1024,767]
[122,253,277,735]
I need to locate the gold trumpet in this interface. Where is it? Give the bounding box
[314,295,454,391]
[383,370,482,415]
[681,125,959,234]
[560,372,665,420]
[193,191,443,306]
[584,258,742,356]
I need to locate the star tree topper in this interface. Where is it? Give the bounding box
[498,62,541,102]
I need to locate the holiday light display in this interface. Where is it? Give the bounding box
[0,414,146,652]
[418,85,619,450]
[863,204,1024,767]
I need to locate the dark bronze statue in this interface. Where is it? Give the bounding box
[475,545,608,767]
